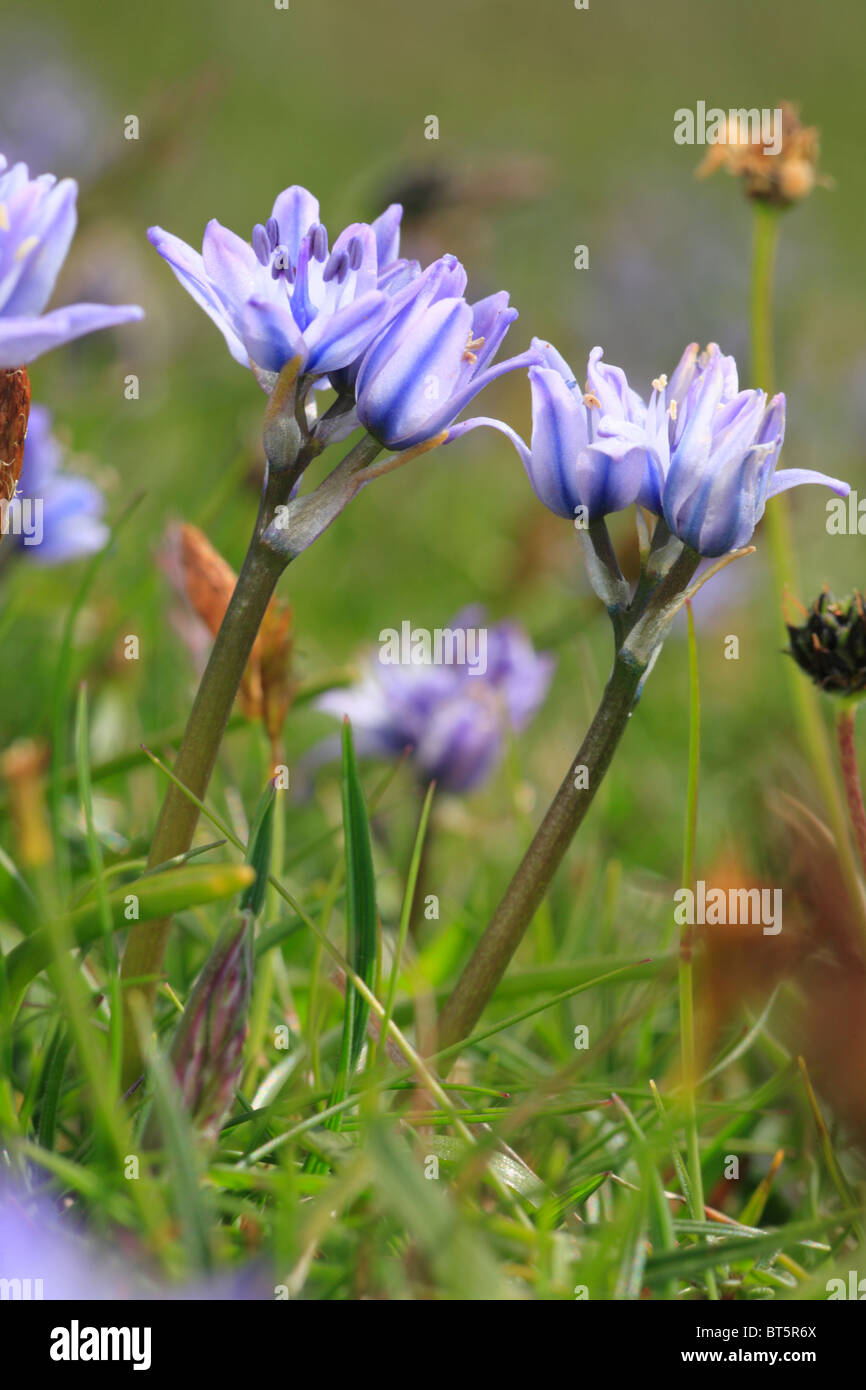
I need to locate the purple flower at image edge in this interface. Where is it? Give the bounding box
[315,607,555,793]
[0,1185,273,1300]
[0,156,143,366]
[14,405,108,564]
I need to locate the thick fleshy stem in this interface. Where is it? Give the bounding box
[835,704,866,881]
[436,544,701,1051]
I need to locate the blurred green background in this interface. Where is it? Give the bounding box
[3,0,866,910]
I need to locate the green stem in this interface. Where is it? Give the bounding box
[678,602,718,1299]
[436,653,643,1052]
[120,514,287,1085]
[437,547,701,1051]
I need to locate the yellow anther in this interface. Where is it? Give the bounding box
[583,391,601,409]
[652,374,668,392]
[15,236,38,262]
[462,332,485,365]
[0,205,8,232]
[669,399,678,421]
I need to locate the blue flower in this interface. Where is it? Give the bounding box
[466,339,849,555]
[0,1183,272,1299]
[14,405,107,564]
[596,342,848,555]
[314,608,554,793]
[354,255,539,450]
[149,186,406,385]
[0,156,143,366]
[450,340,654,520]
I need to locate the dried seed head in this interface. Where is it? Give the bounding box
[696,102,825,208]
[787,589,866,697]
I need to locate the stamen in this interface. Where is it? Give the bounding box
[0,204,8,231]
[14,236,38,262]
[323,250,349,283]
[652,374,668,392]
[583,391,601,409]
[252,223,270,265]
[462,332,485,365]
[346,236,363,271]
[310,224,328,262]
[669,399,678,421]
[266,216,280,250]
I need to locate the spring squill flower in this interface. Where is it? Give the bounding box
[0,156,143,366]
[148,186,409,387]
[315,608,554,792]
[450,339,651,519]
[12,405,108,563]
[354,254,539,450]
[472,339,848,555]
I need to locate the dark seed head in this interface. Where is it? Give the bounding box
[787,589,866,697]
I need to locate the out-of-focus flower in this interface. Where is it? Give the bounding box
[0,1184,271,1299]
[13,405,108,563]
[355,254,538,450]
[0,34,109,181]
[787,589,866,698]
[0,156,143,366]
[696,102,824,208]
[149,186,408,387]
[483,340,847,555]
[315,608,554,793]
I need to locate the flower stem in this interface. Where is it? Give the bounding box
[437,651,644,1050]
[437,545,701,1051]
[678,602,718,1299]
[835,704,866,879]
[119,521,287,1086]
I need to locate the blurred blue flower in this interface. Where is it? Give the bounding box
[149,187,408,385]
[315,607,554,793]
[0,1184,272,1300]
[355,254,538,450]
[0,156,143,366]
[13,405,108,564]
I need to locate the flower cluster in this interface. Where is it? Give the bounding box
[456,339,847,557]
[149,184,537,446]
